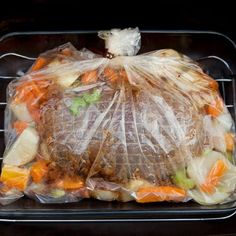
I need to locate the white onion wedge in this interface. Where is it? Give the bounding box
[3,127,39,166]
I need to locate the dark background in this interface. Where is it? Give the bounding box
[0,0,235,40]
[0,0,236,235]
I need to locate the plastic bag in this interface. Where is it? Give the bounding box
[0,28,235,205]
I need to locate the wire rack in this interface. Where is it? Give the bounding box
[0,53,235,161]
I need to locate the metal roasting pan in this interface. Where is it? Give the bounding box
[0,30,235,222]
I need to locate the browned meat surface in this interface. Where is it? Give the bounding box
[38,81,205,186]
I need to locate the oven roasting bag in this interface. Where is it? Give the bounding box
[0,28,235,205]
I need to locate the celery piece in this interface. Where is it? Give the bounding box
[83,89,101,104]
[69,90,101,116]
[173,169,195,190]
[69,97,87,116]
[203,149,212,156]
[50,189,66,198]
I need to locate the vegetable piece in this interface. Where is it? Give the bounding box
[14,79,51,103]
[3,127,39,166]
[13,121,28,135]
[43,56,79,87]
[10,102,33,122]
[56,72,79,88]
[208,79,219,90]
[55,176,84,190]
[121,179,153,202]
[205,97,224,117]
[69,89,101,116]
[31,57,47,71]
[172,169,195,190]
[103,68,128,82]
[14,79,51,122]
[13,79,51,122]
[203,149,212,156]
[15,81,47,104]
[136,186,186,203]
[104,68,119,81]
[91,190,119,201]
[188,189,229,205]
[81,70,98,84]
[187,150,236,204]
[50,189,66,198]
[83,89,101,104]
[200,159,228,194]
[125,179,153,192]
[1,165,30,191]
[187,151,225,189]
[69,97,87,115]
[30,159,48,183]
[225,133,234,152]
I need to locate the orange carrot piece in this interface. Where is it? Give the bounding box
[55,176,84,190]
[200,159,228,194]
[136,186,186,203]
[225,133,235,152]
[208,79,219,90]
[205,97,224,117]
[81,70,98,84]
[15,81,39,104]
[0,165,30,191]
[30,81,43,96]
[15,86,34,104]
[13,121,28,135]
[31,160,48,183]
[14,79,51,122]
[31,57,47,71]
[104,68,119,82]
